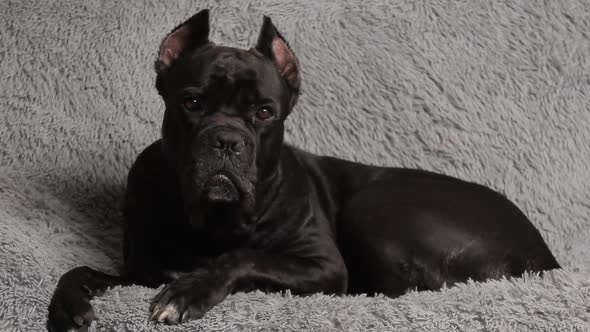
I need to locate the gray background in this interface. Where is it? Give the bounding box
[0,0,588,331]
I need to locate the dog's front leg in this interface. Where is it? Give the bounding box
[47,266,131,332]
[149,247,347,324]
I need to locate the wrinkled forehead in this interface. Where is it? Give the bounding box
[168,45,283,98]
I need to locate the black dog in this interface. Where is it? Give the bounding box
[47,9,560,331]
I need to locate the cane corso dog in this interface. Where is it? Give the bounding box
[47,9,559,331]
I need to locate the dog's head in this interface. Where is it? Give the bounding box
[155,10,300,226]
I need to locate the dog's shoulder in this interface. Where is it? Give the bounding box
[126,140,171,192]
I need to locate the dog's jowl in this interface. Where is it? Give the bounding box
[47,9,560,331]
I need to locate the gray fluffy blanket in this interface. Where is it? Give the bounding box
[1,0,589,331]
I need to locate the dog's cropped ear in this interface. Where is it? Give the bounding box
[255,16,300,92]
[156,9,210,72]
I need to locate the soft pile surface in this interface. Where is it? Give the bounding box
[1,0,589,331]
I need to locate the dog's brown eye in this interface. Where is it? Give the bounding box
[255,107,273,120]
[183,96,202,112]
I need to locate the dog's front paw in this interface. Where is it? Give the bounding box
[149,270,228,324]
[46,267,98,332]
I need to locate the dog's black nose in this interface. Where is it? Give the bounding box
[211,131,245,154]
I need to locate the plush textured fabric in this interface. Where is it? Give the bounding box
[0,0,589,331]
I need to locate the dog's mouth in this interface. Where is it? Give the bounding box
[203,172,240,203]
[183,160,257,220]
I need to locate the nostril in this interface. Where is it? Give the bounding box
[211,137,224,149]
[210,132,245,154]
[231,141,245,153]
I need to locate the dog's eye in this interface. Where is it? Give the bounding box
[255,107,273,121]
[183,96,203,112]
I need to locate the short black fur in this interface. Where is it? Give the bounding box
[47,10,560,331]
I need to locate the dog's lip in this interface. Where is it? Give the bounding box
[203,172,240,202]
[207,171,242,186]
[209,173,231,183]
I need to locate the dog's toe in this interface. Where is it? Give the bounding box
[159,304,181,324]
[150,296,183,324]
[47,305,94,332]
[47,289,96,332]
[181,304,207,322]
[72,307,95,327]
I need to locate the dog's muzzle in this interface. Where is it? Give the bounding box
[190,126,255,204]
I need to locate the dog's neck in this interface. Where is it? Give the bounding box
[252,159,284,219]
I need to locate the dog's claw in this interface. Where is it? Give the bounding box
[157,311,168,322]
